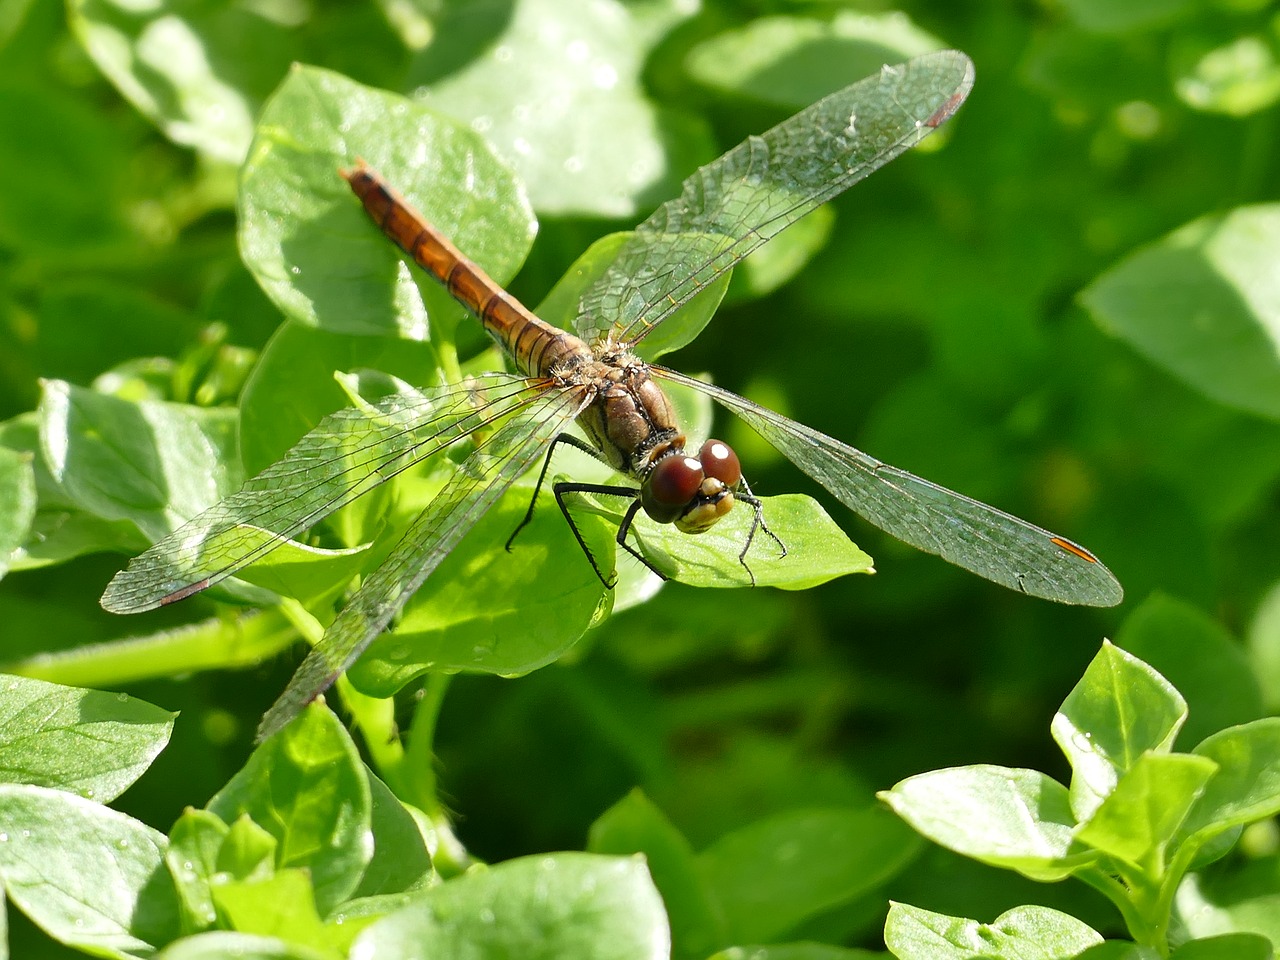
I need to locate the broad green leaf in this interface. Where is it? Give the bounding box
[158,931,332,960]
[1175,35,1280,117]
[707,947,881,960]
[217,816,278,882]
[166,808,229,933]
[212,869,341,957]
[631,493,874,590]
[880,765,1093,881]
[207,702,373,916]
[1115,594,1264,750]
[0,783,180,957]
[687,12,946,109]
[351,771,434,898]
[0,447,34,579]
[38,379,241,544]
[1247,579,1280,711]
[534,231,732,362]
[884,902,1104,959]
[4,609,299,690]
[352,852,669,959]
[1176,864,1280,946]
[1168,932,1276,959]
[0,675,173,802]
[0,81,128,253]
[1058,0,1197,34]
[1180,717,1280,840]
[238,322,442,476]
[68,0,288,163]
[240,65,535,339]
[1080,205,1280,421]
[587,789,725,958]
[347,490,608,698]
[1073,752,1217,865]
[696,806,918,944]
[410,0,709,216]
[1052,640,1187,822]
[1075,944,1162,959]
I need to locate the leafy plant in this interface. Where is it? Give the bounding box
[1,0,1279,958]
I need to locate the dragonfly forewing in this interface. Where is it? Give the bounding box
[653,367,1123,607]
[574,49,975,353]
[257,383,587,740]
[101,373,556,614]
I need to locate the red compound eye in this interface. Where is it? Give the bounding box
[648,455,703,507]
[699,439,741,487]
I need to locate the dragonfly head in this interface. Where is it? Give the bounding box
[640,439,742,533]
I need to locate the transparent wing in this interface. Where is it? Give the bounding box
[653,367,1123,607]
[101,373,562,613]
[574,50,974,350]
[256,384,587,740]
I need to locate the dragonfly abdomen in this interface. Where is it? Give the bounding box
[343,161,589,379]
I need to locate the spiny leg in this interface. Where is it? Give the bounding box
[552,482,668,587]
[734,476,787,586]
[506,432,608,552]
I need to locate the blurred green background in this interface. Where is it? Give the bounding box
[2,0,1279,953]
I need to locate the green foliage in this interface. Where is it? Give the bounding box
[1,0,1279,958]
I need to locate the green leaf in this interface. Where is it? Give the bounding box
[0,783,180,957]
[1080,205,1280,421]
[347,491,607,698]
[884,902,1104,959]
[1247,579,1280,711]
[695,806,918,944]
[67,0,293,163]
[0,675,174,802]
[533,231,732,362]
[1051,640,1188,822]
[240,64,535,339]
[352,771,434,898]
[0,447,35,579]
[1180,717,1280,840]
[206,702,373,916]
[587,789,724,958]
[880,765,1094,881]
[4,609,299,690]
[1115,594,1265,750]
[1075,943,1162,959]
[410,0,709,216]
[212,869,342,957]
[38,379,241,544]
[1168,932,1276,959]
[1176,858,1280,945]
[166,808,229,933]
[352,852,669,959]
[238,322,441,476]
[687,11,946,109]
[157,931,333,960]
[1073,752,1218,865]
[706,947,881,960]
[631,493,874,590]
[1174,35,1280,117]
[217,816,278,882]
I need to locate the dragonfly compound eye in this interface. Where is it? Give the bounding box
[641,455,704,524]
[699,439,741,487]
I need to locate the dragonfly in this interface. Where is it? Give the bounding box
[100,50,1122,741]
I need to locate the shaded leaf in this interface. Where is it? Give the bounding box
[0,675,173,802]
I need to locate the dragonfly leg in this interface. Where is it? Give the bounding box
[734,477,787,586]
[506,433,608,552]
[552,482,668,587]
